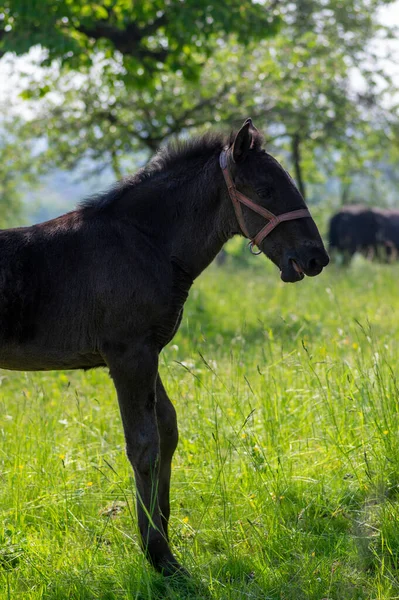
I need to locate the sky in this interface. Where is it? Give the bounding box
[380,0,399,24]
[375,1,399,81]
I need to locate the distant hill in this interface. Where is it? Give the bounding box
[22,167,115,225]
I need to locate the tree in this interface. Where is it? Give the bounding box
[243,0,397,200]
[0,0,280,85]
[2,0,398,207]
[18,1,396,191]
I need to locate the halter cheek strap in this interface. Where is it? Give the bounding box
[219,148,311,254]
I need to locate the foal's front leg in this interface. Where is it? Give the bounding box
[106,345,183,575]
[156,375,179,540]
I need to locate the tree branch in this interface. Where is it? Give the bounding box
[76,16,168,61]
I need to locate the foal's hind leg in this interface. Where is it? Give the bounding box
[106,344,183,575]
[156,375,179,540]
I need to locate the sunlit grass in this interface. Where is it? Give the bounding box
[1,256,399,598]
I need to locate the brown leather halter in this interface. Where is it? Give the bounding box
[219,148,311,254]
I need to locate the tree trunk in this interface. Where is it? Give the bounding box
[111,150,123,180]
[291,134,306,201]
[340,181,351,206]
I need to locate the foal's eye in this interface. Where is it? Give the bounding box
[256,185,273,198]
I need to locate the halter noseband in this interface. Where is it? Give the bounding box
[219,148,311,254]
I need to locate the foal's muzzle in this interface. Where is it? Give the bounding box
[280,248,330,283]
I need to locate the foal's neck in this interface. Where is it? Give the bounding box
[122,153,234,279]
[169,156,235,279]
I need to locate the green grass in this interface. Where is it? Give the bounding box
[2,255,399,599]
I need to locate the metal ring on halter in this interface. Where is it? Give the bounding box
[249,241,262,255]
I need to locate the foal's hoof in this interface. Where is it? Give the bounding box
[146,537,189,577]
[158,558,190,578]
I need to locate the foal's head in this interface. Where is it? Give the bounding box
[222,119,329,282]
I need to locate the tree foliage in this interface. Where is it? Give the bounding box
[1,0,398,212]
[0,0,280,85]
[16,0,397,202]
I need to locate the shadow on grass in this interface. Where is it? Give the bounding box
[41,565,212,600]
[17,492,399,600]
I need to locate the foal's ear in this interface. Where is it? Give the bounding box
[232,118,258,163]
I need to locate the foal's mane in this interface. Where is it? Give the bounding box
[80,128,263,211]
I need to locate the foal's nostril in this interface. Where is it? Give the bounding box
[306,252,329,272]
[307,257,320,271]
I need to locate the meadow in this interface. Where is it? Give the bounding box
[1,254,399,599]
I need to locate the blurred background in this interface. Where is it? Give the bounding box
[1,0,399,242]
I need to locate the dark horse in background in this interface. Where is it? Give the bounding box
[0,119,329,575]
[329,205,399,262]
